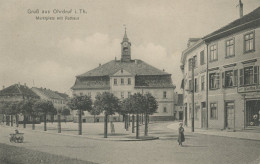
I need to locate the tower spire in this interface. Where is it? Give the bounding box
[123,24,128,41]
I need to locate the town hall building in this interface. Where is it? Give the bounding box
[71,31,176,122]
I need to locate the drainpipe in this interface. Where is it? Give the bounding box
[206,43,209,129]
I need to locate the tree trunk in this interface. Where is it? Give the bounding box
[141,113,143,124]
[11,115,13,127]
[44,114,47,131]
[124,114,127,129]
[128,114,130,127]
[78,109,82,135]
[16,114,19,127]
[65,116,67,123]
[132,114,135,133]
[136,113,139,139]
[32,116,35,130]
[145,113,148,136]
[104,113,108,138]
[23,115,26,128]
[94,114,96,123]
[126,115,129,131]
[58,114,61,133]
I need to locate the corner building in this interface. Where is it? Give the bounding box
[71,31,176,122]
[181,7,260,130]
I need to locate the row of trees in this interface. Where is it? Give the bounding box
[68,92,158,139]
[0,99,71,132]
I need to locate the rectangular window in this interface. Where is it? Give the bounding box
[114,79,117,85]
[163,107,167,113]
[121,78,124,85]
[245,67,254,85]
[225,70,234,87]
[163,91,167,99]
[226,38,235,57]
[210,103,218,119]
[209,44,217,61]
[241,66,259,85]
[128,78,131,85]
[188,58,193,71]
[200,50,204,65]
[189,80,192,92]
[195,103,200,120]
[194,55,197,67]
[195,78,199,92]
[201,75,205,91]
[209,73,219,89]
[121,92,124,99]
[223,70,238,88]
[244,32,254,52]
[128,92,131,98]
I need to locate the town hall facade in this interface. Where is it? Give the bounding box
[71,31,176,122]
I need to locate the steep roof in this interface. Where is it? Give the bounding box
[203,7,260,42]
[0,84,39,98]
[78,59,170,77]
[32,87,66,100]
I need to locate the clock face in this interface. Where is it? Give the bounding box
[123,42,128,47]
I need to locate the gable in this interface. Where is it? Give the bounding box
[111,69,133,77]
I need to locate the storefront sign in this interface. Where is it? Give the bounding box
[238,85,260,93]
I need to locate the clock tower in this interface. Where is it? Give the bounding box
[121,29,131,62]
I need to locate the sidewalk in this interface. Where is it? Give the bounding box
[167,122,260,141]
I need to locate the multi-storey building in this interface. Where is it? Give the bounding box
[31,87,72,121]
[0,83,40,123]
[181,6,260,130]
[71,31,176,122]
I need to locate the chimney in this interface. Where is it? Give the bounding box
[99,63,101,67]
[2,85,5,89]
[24,83,26,87]
[239,0,243,18]
[163,69,165,72]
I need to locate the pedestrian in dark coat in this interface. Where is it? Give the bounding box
[178,123,185,146]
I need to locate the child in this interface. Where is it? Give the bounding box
[178,123,185,146]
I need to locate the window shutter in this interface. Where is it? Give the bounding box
[234,70,238,86]
[222,72,225,88]
[239,69,244,86]
[254,66,259,84]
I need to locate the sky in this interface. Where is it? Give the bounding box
[0,0,259,95]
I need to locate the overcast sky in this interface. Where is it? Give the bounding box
[0,0,259,95]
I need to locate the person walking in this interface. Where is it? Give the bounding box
[178,123,185,146]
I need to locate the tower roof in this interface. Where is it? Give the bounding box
[123,28,129,42]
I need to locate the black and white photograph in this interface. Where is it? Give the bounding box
[0,0,259,163]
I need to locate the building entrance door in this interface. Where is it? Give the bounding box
[246,100,260,126]
[201,102,206,128]
[225,102,235,129]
